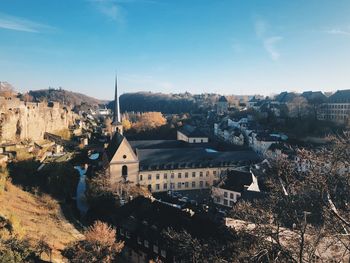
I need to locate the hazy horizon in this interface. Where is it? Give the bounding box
[1,0,350,100]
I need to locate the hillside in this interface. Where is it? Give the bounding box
[0,182,83,262]
[113,92,249,114]
[28,88,104,106]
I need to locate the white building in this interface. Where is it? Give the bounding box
[177,125,208,143]
[211,169,260,207]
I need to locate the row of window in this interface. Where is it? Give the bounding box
[322,110,350,114]
[138,238,167,258]
[325,104,350,109]
[120,229,167,258]
[223,191,238,200]
[139,170,217,181]
[150,180,210,191]
[323,114,348,120]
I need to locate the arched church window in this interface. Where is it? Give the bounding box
[122,165,128,180]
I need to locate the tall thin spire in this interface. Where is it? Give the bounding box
[113,74,121,124]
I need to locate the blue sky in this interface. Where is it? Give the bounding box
[0,0,349,99]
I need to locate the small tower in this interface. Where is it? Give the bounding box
[111,74,123,135]
[217,96,228,115]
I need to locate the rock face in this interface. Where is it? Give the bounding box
[0,97,76,142]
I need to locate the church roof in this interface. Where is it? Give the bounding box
[105,132,124,162]
[137,148,260,171]
[129,139,211,149]
[218,96,228,102]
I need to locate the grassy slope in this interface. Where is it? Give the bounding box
[0,182,83,262]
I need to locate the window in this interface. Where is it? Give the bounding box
[170,183,175,189]
[137,236,142,245]
[171,173,174,179]
[156,184,160,190]
[144,240,149,248]
[216,197,220,203]
[177,182,182,189]
[206,171,209,177]
[224,192,228,198]
[192,172,196,177]
[163,183,168,190]
[156,174,160,180]
[205,181,209,187]
[185,172,188,178]
[229,200,234,206]
[200,172,203,177]
[224,199,228,206]
[178,173,182,178]
[164,173,168,179]
[185,182,189,188]
[153,245,159,253]
[123,154,127,159]
[192,181,196,187]
[199,181,203,187]
[139,174,143,181]
[193,139,196,143]
[122,165,128,179]
[230,193,234,199]
[148,174,152,180]
[161,250,167,258]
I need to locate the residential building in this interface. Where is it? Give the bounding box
[177,124,208,143]
[112,196,235,263]
[317,90,350,124]
[217,96,228,115]
[211,169,259,207]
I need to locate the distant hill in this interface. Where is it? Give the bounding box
[117,92,197,114]
[28,88,105,106]
[109,92,245,114]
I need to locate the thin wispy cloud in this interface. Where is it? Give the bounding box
[0,12,54,33]
[254,18,283,61]
[89,0,155,25]
[325,28,350,36]
[263,36,283,61]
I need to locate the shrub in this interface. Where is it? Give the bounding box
[0,168,9,195]
[63,221,124,263]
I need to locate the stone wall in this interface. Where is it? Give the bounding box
[0,98,77,142]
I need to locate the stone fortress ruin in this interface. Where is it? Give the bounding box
[0,83,76,143]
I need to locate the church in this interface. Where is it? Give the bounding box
[103,77,260,193]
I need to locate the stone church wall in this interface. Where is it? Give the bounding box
[0,98,76,142]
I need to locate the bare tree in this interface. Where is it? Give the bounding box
[230,132,350,262]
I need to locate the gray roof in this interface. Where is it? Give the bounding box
[178,125,207,138]
[129,140,212,150]
[105,132,124,162]
[328,89,350,103]
[217,170,253,192]
[218,96,228,102]
[137,148,260,171]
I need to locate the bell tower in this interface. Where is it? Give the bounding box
[112,74,123,135]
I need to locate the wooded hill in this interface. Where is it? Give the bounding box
[27,88,105,106]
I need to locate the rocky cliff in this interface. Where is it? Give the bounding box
[0,98,77,142]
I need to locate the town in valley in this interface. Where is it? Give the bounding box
[0,1,350,262]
